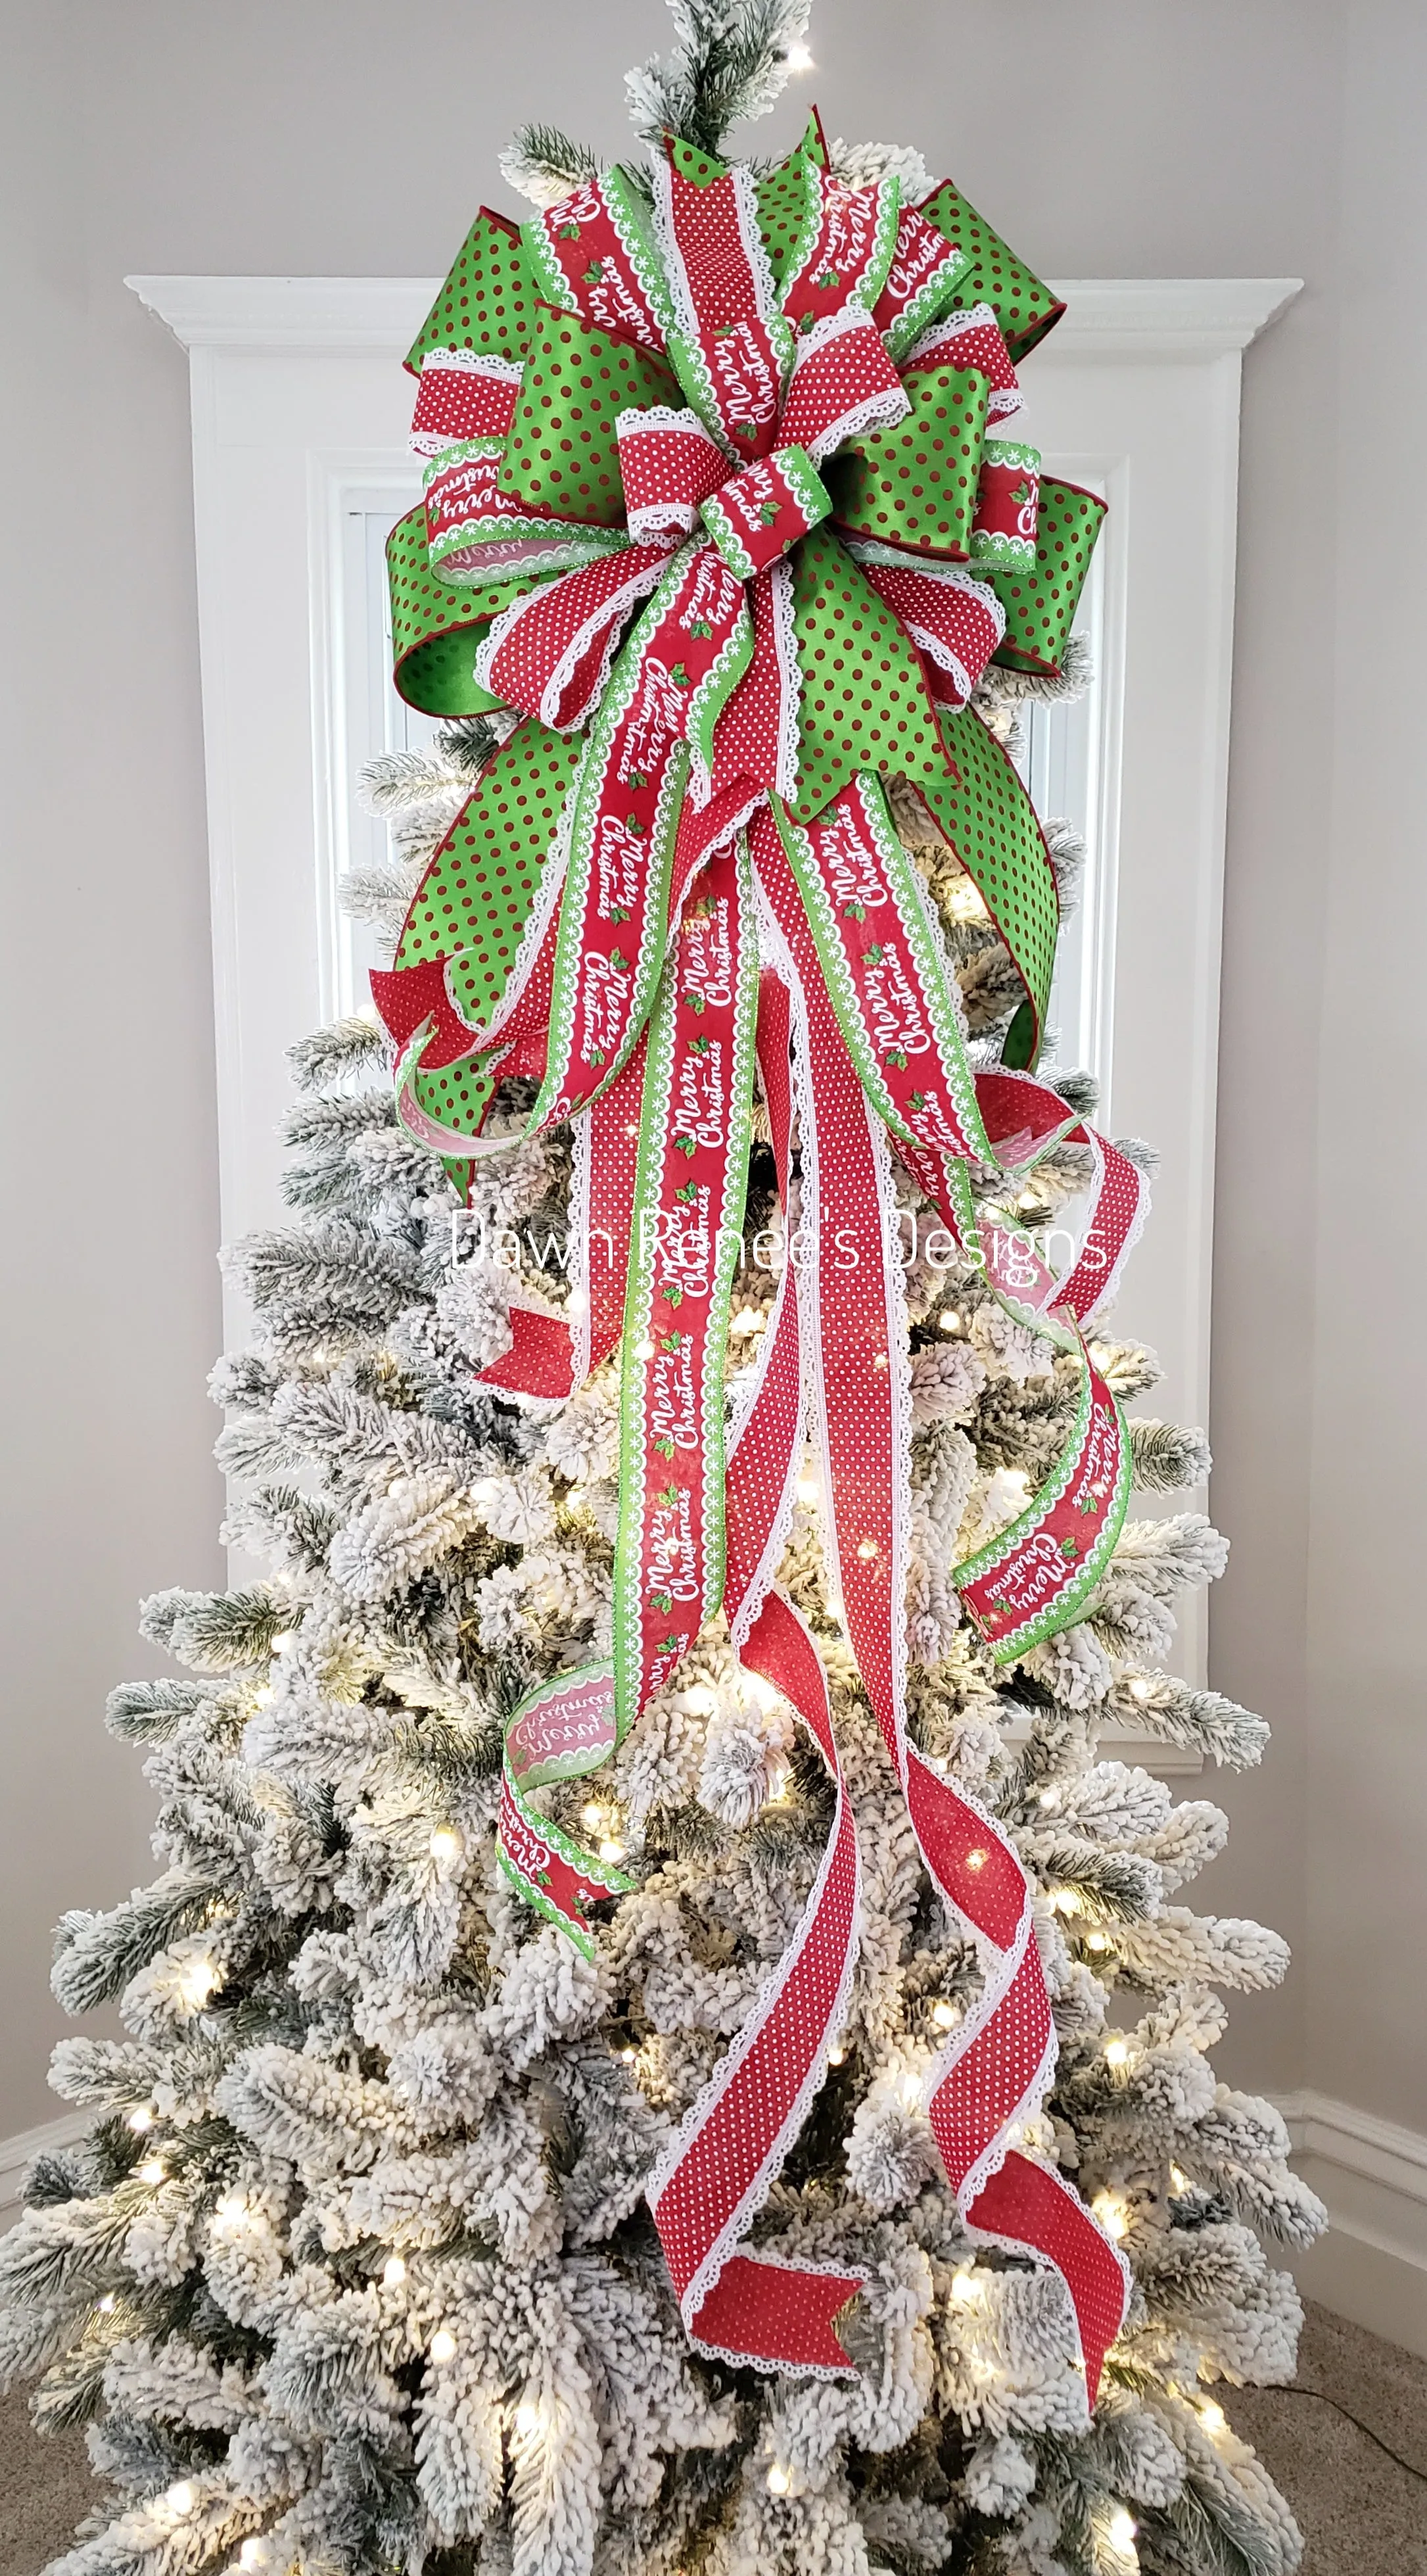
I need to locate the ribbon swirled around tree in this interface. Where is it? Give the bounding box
[371,114,1133,2404]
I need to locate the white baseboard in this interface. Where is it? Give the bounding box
[0,2110,91,2221]
[1276,2087,1427,2360]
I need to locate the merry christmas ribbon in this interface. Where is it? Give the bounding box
[373,113,1133,2400]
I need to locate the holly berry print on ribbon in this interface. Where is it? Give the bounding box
[954,1344,1131,1661]
[497,1663,633,1956]
[614,832,759,1734]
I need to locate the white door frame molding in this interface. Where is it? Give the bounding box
[128,268,1301,1704]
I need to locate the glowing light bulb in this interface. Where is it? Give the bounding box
[597,1837,626,1865]
[1086,1931,1111,1953]
[429,2327,457,2364]
[620,2046,638,2064]
[383,2256,407,2289]
[796,1475,818,1504]
[514,2399,541,2437]
[164,2482,195,2519]
[1092,2192,1129,2242]
[252,1684,273,1707]
[824,1598,843,1623]
[1199,2401,1227,2437]
[931,1999,960,2032]
[128,2105,154,2134]
[239,2544,269,2573]
[214,2193,248,2229]
[138,2158,166,2187]
[1038,1786,1060,1809]
[1108,2508,1138,2552]
[784,39,814,71]
[856,1537,878,1560]
[181,1957,218,2010]
[582,1803,605,1830]
[765,1767,791,1805]
[950,2268,981,2304]
[1170,2164,1190,2193]
[939,1308,962,1333]
[1016,1189,1039,1212]
[1050,1886,1083,1916]
[966,1848,988,1872]
[827,2045,846,2066]
[272,1630,294,1654]
[567,1289,588,1320]
[96,2293,116,2315]
[429,1825,463,1865]
[766,2462,791,2495]
[684,1684,718,1717]
[1104,2038,1130,2069]
[897,2068,923,2111]
[1129,1677,1151,1703]
[633,1337,655,1362]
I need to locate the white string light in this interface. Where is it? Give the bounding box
[180,1956,220,2010]
[382,2256,407,2289]
[784,40,813,72]
[137,2157,166,2187]
[766,2462,791,2494]
[1108,2506,1138,2553]
[514,2398,541,2436]
[429,2327,457,2364]
[429,1825,463,1865]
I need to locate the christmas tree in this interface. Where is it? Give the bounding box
[0,10,1325,2574]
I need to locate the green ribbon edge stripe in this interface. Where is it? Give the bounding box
[770,775,993,1169]
[952,1373,1133,1664]
[611,837,759,1742]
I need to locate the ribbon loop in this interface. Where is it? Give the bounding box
[700,443,830,580]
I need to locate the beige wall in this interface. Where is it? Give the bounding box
[1,0,1413,2144]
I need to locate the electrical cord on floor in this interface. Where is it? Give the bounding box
[1273,2385,1427,2484]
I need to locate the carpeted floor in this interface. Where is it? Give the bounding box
[0,2299,1422,2573]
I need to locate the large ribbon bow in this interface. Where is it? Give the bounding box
[373,116,1132,2403]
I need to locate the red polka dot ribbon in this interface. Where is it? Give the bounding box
[371,115,1138,2402]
